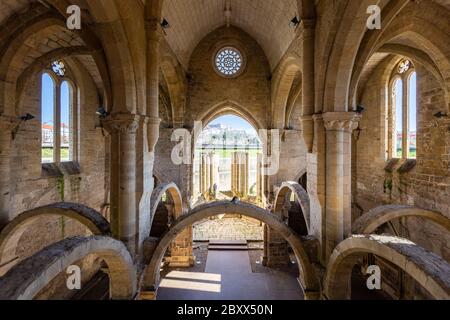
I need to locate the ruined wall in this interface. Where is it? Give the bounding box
[193,216,263,241]
[5,62,107,267]
[355,61,450,265]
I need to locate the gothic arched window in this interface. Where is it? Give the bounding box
[389,59,417,159]
[41,62,78,164]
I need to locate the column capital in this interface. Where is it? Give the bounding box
[102,113,142,134]
[322,112,361,132]
[300,18,316,30]
[145,18,163,41]
[145,116,161,127]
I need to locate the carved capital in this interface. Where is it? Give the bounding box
[102,114,141,134]
[300,19,316,30]
[145,18,163,42]
[322,112,361,132]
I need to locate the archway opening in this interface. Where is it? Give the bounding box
[191,115,266,266]
[193,115,263,205]
[156,214,306,300]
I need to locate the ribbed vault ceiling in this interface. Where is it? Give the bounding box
[161,0,299,70]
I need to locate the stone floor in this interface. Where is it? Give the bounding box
[157,243,303,300]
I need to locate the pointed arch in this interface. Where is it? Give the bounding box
[200,100,263,131]
[142,201,320,299]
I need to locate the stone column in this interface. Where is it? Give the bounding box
[299,19,316,152]
[231,152,238,195]
[256,153,265,206]
[0,116,18,227]
[262,224,290,267]
[235,152,249,198]
[209,153,218,197]
[169,226,195,267]
[200,153,206,195]
[145,17,162,154]
[103,114,141,255]
[323,112,361,261]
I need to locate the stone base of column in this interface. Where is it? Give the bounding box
[263,227,290,266]
[139,291,157,300]
[262,242,290,267]
[168,255,196,267]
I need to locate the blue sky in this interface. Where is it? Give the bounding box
[394,71,416,133]
[209,115,255,132]
[41,73,70,127]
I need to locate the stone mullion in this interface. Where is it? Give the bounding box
[402,76,409,159]
[71,85,79,162]
[54,82,61,163]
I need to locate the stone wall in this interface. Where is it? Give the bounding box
[193,216,263,241]
[186,26,271,127]
[3,62,107,272]
[355,61,450,264]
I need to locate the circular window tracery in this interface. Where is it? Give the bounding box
[397,59,411,74]
[215,47,243,77]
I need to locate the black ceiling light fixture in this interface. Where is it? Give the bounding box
[433,111,448,119]
[96,107,109,118]
[161,18,170,29]
[290,16,300,28]
[20,113,35,121]
[356,105,365,114]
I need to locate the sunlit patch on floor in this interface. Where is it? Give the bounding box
[159,271,222,293]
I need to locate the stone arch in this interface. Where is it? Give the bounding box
[160,50,187,127]
[142,201,320,299]
[83,0,139,113]
[285,78,302,129]
[0,236,136,300]
[350,7,450,111]
[0,10,112,116]
[375,24,450,112]
[200,100,263,131]
[0,203,110,268]
[273,182,310,234]
[347,0,411,109]
[297,0,316,20]
[352,205,450,235]
[324,234,450,300]
[150,182,184,226]
[322,1,409,112]
[271,55,302,129]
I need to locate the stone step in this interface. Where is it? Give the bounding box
[209,240,247,246]
[208,245,248,251]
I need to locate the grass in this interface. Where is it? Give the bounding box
[197,148,261,158]
[42,148,70,162]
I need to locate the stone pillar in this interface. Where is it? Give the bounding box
[209,153,218,197]
[262,224,290,267]
[234,152,249,198]
[103,114,141,255]
[200,153,206,195]
[299,19,316,152]
[169,226,195,267]
[231,152,238,195]
[145,17,162,153]
[256,153,265,206]
[0,116,18,227]
[323,112,361,261]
